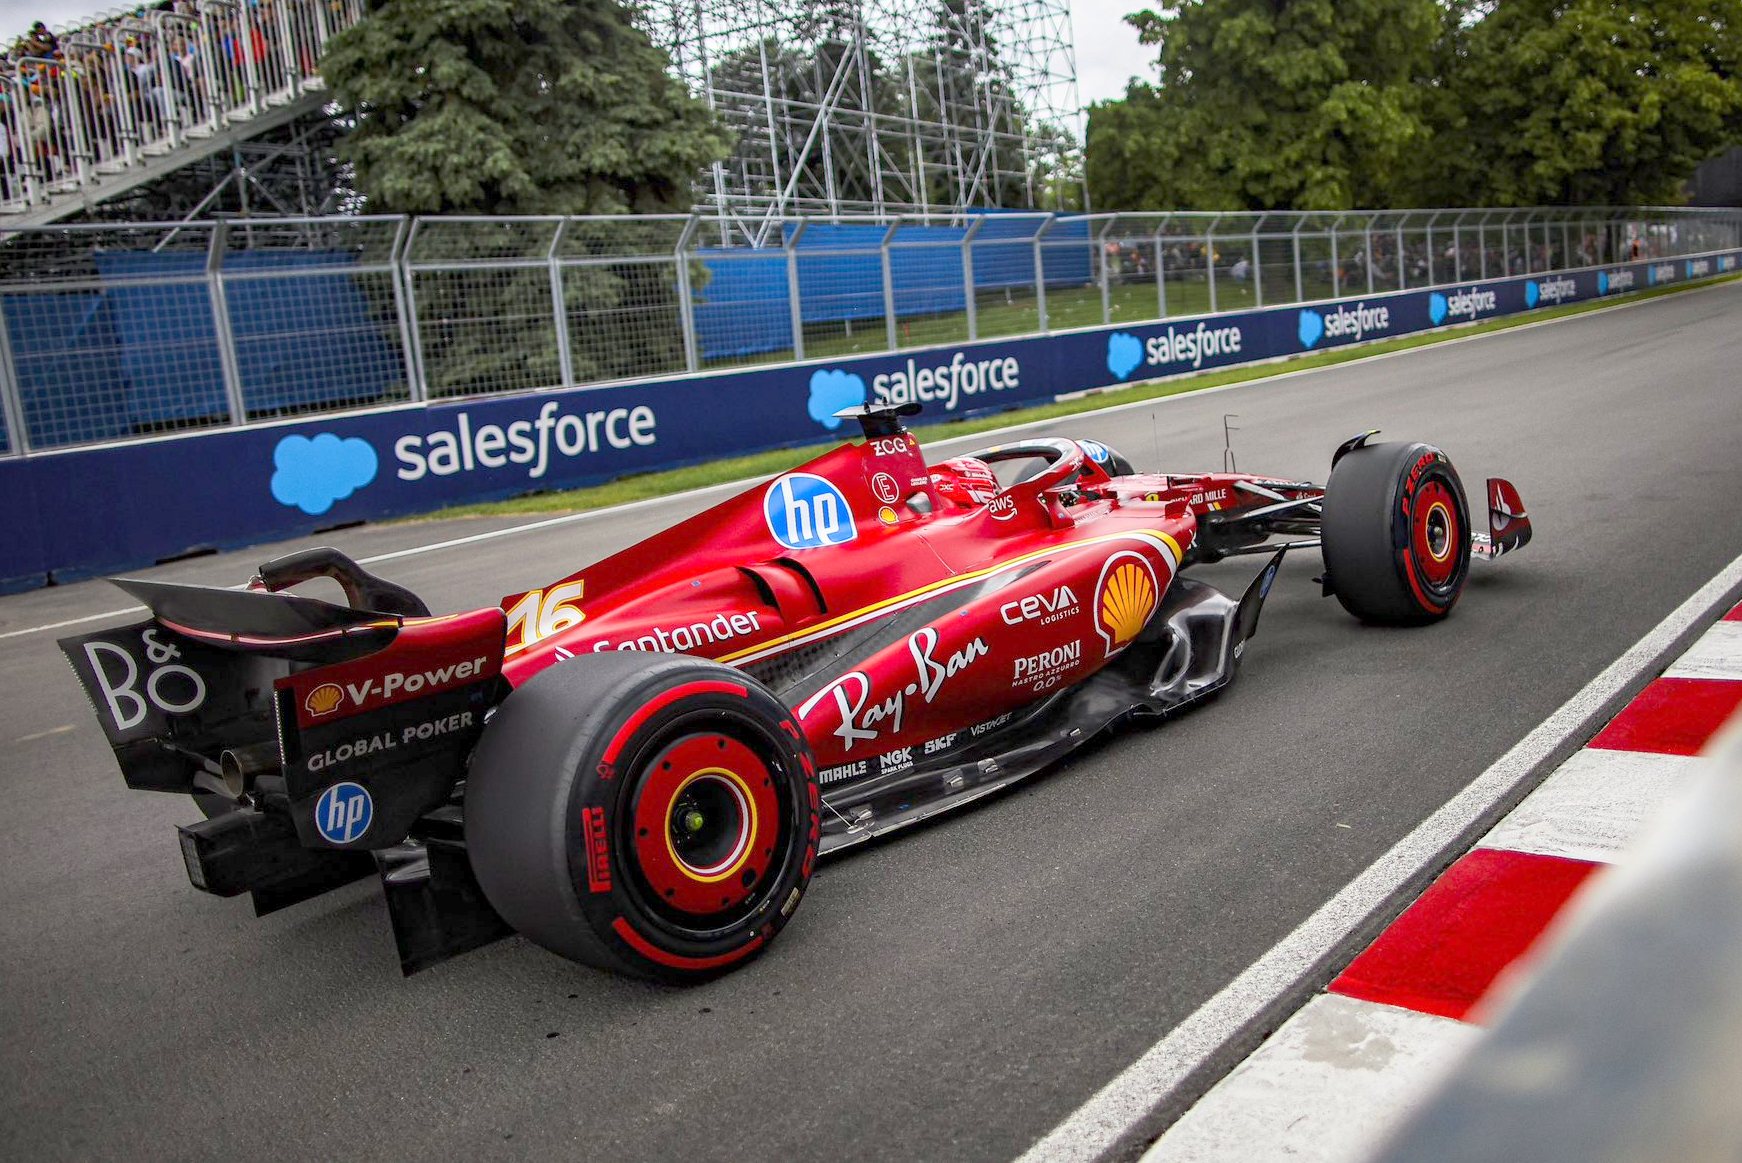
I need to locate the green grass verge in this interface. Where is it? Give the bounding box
[414,273,1741,522]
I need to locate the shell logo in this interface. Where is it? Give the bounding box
[1094,551,1159,656]
[305,683,345,718]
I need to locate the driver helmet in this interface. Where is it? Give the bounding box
[929,456,1000,507]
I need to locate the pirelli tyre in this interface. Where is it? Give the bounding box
[1323,441,1472,625]
[464,654,820,983]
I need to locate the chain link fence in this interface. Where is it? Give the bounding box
[2,205,1738,455]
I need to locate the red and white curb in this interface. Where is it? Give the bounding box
[1138,602,1742,1162]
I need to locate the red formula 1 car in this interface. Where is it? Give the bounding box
[60,405,1531,982]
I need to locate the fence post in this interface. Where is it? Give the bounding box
[1291,214,1304,304]
[1394,216,1406,290]
[1330,217,1341,298]
[205,222,249,426]
[961,215,985,342]
[1155,213,1172,319]
[0,298,28,455]
[384,216,423,402]
[1033,215,1054,333]
[1096,217,1115,326]
[1363,217,1375,295]
[1250,215,1264,307]
[400,217,429,401]
[675,215,701,373]
[1208,214,1223,313]
[785,220,807,362]
[881,218,900,351]
[547,219,574,388]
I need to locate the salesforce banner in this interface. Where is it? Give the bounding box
[2,249,1738,591]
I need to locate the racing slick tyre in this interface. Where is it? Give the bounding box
[1322,441,1472,625]
[464,653,820,983]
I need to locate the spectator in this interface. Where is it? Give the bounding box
[1228,255,1250,281]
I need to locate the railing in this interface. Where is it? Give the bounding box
[1,205,1737,457]
[0,0,363,215]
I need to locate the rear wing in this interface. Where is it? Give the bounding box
[59,550,507,852]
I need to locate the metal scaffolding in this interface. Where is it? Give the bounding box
[637,0,1081,242]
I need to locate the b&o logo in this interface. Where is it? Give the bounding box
[315,782,373,844]
[765,473,857,549]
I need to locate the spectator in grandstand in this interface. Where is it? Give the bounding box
[1228,255,1250,281]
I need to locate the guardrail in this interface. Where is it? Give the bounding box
[2,235,1738,592]
[2,206,1738,458]
[0,0,361,217]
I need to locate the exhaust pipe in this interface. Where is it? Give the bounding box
[220,742,282,798]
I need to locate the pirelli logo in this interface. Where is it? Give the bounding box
[581,806,611,893]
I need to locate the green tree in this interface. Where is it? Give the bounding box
[321,0,729,392]
[323,0,728,214]
[1429,0,1742,206]
[1088,0,1441,211]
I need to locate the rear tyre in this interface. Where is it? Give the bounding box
[465,653,820,983]
[1322,441,1471,625]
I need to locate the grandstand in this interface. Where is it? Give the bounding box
[2,0,1081,230]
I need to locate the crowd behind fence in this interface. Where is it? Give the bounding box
[1,0,361,213]
[1,205,1737,457]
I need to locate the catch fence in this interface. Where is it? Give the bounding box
[1,205,1737,456]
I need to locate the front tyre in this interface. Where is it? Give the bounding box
[465,653,820,983]
[1323,441,1472,625]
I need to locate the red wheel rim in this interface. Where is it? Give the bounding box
[1411,480,1460,589]
[628,733,779,917]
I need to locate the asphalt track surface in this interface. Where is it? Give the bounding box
[4,283,1742,1160]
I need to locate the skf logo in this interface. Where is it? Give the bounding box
[1094,551,1158,657]
[304,683,344,718]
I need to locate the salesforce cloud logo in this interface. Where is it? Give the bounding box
[1428,292,1449,326]
[271,433,378,516]
[808,369,867,430]
[1106,332,1143,381]
[1597,271,1609,295]
[1297,310,1325,349]
[1524,281,1540,309]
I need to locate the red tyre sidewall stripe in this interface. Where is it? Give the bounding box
[600,679,749,767]
[611,915,765,971]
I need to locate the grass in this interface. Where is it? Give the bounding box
[415,272,1741,522]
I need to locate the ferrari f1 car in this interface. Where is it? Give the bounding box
[61,405,1531,982]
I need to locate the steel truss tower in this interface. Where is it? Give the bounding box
[639,0,1080,241]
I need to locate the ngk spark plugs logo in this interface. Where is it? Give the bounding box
[1427,286,1498,327]
[1094,551,1158,657]
[1298,301,1391,350]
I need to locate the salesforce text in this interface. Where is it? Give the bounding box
[396,402,657,481]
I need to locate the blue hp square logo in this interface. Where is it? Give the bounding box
[315,781,373,844]
[764,473,857,549]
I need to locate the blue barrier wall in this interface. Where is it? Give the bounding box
[692,214,1093,359]
[1,250,1735,592]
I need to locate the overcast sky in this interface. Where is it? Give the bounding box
[2,0,1155,106]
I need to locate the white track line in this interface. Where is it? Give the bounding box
[1015,548,1742,1163]
[4,277,1735,645]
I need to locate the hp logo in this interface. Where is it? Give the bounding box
[764,473,858,550]
[314,781,373,844]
